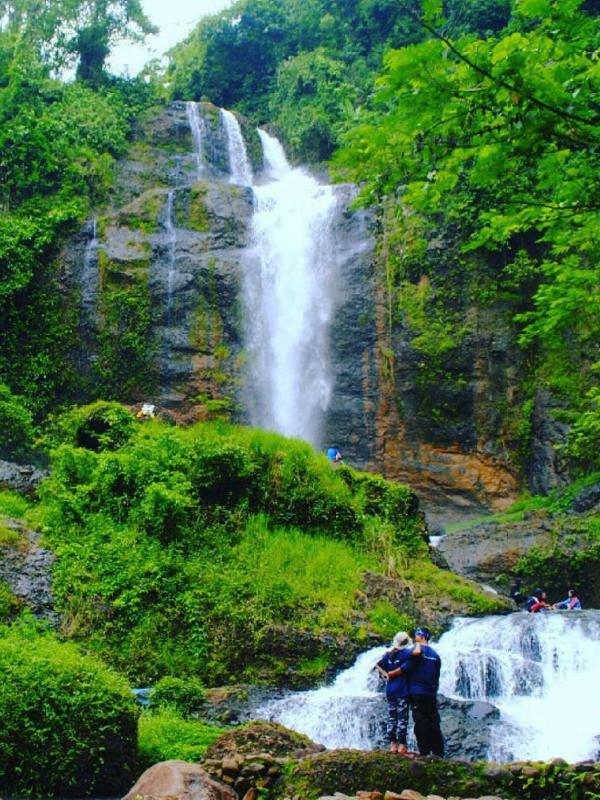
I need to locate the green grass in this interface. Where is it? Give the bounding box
[403,560,507,615]
[137,708,225,771]
[0,491,30,520]
[232,516,379,633]
[0,523,24,549]
[366,599,415,639]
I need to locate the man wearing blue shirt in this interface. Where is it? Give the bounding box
[403,627,444,757]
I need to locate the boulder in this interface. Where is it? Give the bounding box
[122,760,236,800]
[0,460,47,494]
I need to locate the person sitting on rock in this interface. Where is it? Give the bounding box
[527,589,551,613]
[554,588,582,610]
[375,631,416,755]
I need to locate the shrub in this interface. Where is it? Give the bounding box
[0,582,22,623]
[0,623,139,797]
[45,400,135,452]
[137,709,224,772]
[0,383,33,459]
[152,675,207,717]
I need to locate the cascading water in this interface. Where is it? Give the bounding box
[186,101,204,178]
[437,610,600,763]
[257,646,388,749]
[258,611,600,762]
[161,190,177,317]
[221,108,253,187]
[80,218,99,324]
[243,130,338,445]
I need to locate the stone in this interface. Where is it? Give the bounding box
[0,460,48,494]
[426,796,446,800]
[398,791,425,800]
[522,766,540,778]
[205,721,324,760]
[357,793,383,799]
[242,790,258,800]
[122,760,236,800]
[221,757,239,774]
[384,793,405,800]
[571,481,600,512]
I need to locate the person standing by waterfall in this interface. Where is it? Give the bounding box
[404,627,444,758]
[375,631,415,755]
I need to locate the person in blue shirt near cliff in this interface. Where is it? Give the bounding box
[554,589,582,610]
[375,631,415,755]
[326,446,343,464]
[401,627,445,757]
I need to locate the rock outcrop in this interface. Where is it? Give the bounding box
[0,517,56,622]
[0,460,48,494]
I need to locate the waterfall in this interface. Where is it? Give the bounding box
[437,610,600,763]
[243,130,338,445]
[160,191,177,317]
[186,101,204,178]
[221,108,253,187]
[257,611,600,762]
[80,218,99,323]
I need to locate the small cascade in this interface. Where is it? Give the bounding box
[80,218,99,323]
[437,610,600,762]
[256,611,600,762]
[186,101,204,178]
[243,130,338,445]
[257,646,387,749]
[221,108,253,187]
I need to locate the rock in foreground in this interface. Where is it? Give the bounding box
[122,760,236,800]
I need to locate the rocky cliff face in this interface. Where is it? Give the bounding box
[60,101,566,519]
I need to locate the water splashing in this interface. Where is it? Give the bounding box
[221,108,253,187]
[186,101,204,179]
[243,130,338,445]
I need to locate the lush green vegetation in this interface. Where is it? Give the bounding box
[0,2,158,418]
[138,709,224,772]
[8,402,498,689]
[0,618,138,798]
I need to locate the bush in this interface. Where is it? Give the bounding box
[137,709,224,772]
[0,582,22,623]
[0,383,33,459]
[44,400,135,453]
[152,675,206,717]
[0,622,139,797]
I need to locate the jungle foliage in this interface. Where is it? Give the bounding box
[0,2,158,417]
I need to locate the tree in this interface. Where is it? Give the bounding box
[0,0,156,83]
[334,0,600,400]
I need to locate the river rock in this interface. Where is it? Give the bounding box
[204,720,325,760]
[122,760,237,800]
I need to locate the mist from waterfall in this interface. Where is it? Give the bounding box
[243,130,338,446]
[80,218,99,325]
[257,611,600,762]
[221,108,253,187]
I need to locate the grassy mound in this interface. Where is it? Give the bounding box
[24,403,505,685]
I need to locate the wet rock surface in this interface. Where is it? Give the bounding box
[0,518,57,622]
[122,759,236,800]
[0,460,48,494]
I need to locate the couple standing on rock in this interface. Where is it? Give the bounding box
[375,628,444,758]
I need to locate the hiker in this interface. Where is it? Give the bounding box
[554,589,582,610]
[136,403,156,420]
[527,589,551,613]
[326,446,343,464]
[510,578,526,606]
[404,627,444,758]
[375,631,415,755]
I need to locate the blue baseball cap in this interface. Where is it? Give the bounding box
[415,627,431,640]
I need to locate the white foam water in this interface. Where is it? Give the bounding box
[221,108,253,187]
[243,130,338,445]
